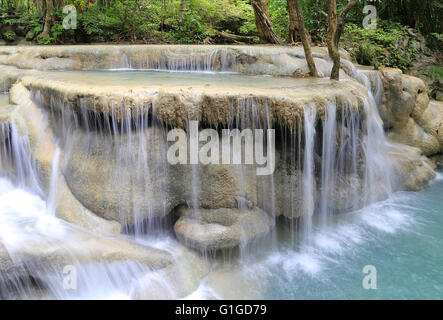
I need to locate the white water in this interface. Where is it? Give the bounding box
[184,183,443,299]
[2,171,442,299]
[47,147,61,217]
[0,63,434,299]
[110,48,237,72]
[301,104,316,247]
[0,122,40,192]
[319,102,337,228]
[0,175,206,300]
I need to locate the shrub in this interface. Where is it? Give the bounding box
[426,33,443,53]
[342,22,419,71]
[3,30,17,42]
[430,66,443,80]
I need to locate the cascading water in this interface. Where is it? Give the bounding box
[111,48,237,72]
[354,69,393,204]
[319,102,337,228]
[362,95,392,204]
[47,147,61,217]
[0,95,207,299]
[0,46,422,300]
[301,104,316,247]
[0,121,40,192]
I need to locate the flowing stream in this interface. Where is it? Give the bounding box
[0,60,441,299]
[1,172,442,299]
[198,173,443,299]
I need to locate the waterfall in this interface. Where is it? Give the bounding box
[319,102,337,228]
[47,147,61,216]
[0,121,40,193]
[264,101,276,220]
[189,114,200,216]
[301,104,316,246]
[36,92,173,239]
[362,94,392,204]
[0,46,404,299]
[110,48,237,72]
[353,69,392,204]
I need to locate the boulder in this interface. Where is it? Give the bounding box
[25,30,35,41]
[381,68,443,156]
[430,154,443,168]
[430,79,443,101]
[387,117,440,156]
[174,206,275,251]
[388,143,436,191]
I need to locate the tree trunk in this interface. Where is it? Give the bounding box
[287,0,300,43]
[326,0,357,80]
[293,0,318,77]
[327,0,340,80]
[250,0,281,44]
[41,0,54,38]
[216,31,254,43]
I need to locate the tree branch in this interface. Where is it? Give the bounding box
[340,0,358,21]
[293,0,319,77]
[337,0,358,45]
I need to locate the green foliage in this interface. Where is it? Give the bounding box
[3,30,16,42]
[268,0,289,41]
[216,0,254,35]
[37,36,52,45]
[343,22,420,71]
[426,33,443,52]
[299,0,328,41]
[0,0,440,49]
[430,66,443,80]
[376,0,442,35]
[0,0,256,44]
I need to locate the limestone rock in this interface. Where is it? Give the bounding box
[25,31,35,41]
[8,83,121,235]
[0,45,355,78]
[388,143,436,191]
[0,231,174,298]
[327,174,363,212]
[430,154,443,168]
[132,244,210,299]
[381,68,443,156]
[174,206,275,251]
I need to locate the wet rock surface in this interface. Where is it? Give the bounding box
[174,206,275,251]
[0,45,352,78]
[8,83,121,235]
[0,45,440,260]
[380,68,443,157]
[388,143,436,191]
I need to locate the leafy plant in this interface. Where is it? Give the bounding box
[37,36,53,45]
[426,33,443,52]
[342,22,420,71]
[3,30,16,42]
[430,66,443,80]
